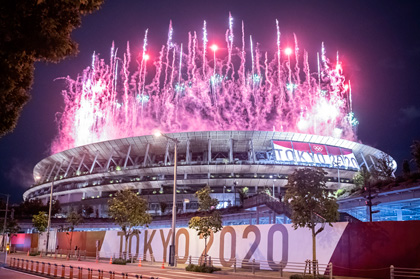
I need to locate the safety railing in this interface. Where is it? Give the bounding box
[8,257,161,279]
[180,255,333,277]
[391,265,420,278]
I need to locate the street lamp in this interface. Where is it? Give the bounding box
[45,179,54,255]
[154,131,179,266]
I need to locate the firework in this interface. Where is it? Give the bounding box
[52,15,358,153]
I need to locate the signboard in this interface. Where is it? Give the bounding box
[272,140,359,169]
[97,223,348,272]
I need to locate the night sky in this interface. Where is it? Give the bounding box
[1,0,419,203]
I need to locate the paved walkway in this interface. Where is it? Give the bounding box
[6,252,372,279]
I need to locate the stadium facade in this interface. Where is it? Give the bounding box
[23,131,390,218]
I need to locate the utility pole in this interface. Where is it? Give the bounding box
[365,183,373,222]
[365,183,380,222]
[1,194,10,251]
[45,180,54,255]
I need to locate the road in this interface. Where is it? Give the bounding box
[0,267,49,279]
[5,255,264,279]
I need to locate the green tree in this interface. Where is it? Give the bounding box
[0,0,104,137]
[411,140,420,171]
[0,217,20,250]
[64,211,83,253]
[188,186,223,263]
[32,211,48,234]
[108,189,152,259]
[237,187,249,206]
[195,186,218,211]
[284,168,339,276]
[353,166,372,188]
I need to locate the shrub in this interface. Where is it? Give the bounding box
[29,252,40,256]
[186,263,221,273]
[112,258,128,265]
[335,188,346,198]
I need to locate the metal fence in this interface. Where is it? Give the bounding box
[179,255,333,277]
[8,257,158,279]
[391,265,420,278]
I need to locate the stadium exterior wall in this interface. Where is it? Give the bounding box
[10,221,420,279]
[23,131,392,217]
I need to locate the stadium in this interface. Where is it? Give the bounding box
[21,20,411,225]
[23,130,388,224]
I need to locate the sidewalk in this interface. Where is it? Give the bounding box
[6,252,373,279]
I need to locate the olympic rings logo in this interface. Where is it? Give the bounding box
[313,145,323,152]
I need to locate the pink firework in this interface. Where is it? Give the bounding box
[51,17,358,154]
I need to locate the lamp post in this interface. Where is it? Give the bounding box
[334,162,341,188]
[223,186,226,207]
[273,179,276,198]
[45,179,54,255]
[1,193,10,252]
[154,131,179,266]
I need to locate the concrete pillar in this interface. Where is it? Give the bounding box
[229,138,234,163]
[186,139,190,163]
[256,208,260,225]
[208,139,212,163]
[396,209,403,221]
[366,206,370,221]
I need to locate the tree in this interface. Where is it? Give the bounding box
[195,186,218,211]
[411,140,420,171]
[402,159,411,177]
[159,202,168,215]
[51,199,62,216]
[237,187,249,206]
[374,152,395,179]
[0,217,20,237]
[16,199,45,218]
[353,166,372,188]
[108,189,151,259]
[0,0,104,137]
[32,211,48,234]
[81,205,94,218]
[64,211,83,253]
[188,186,223,263]
[284,168,339,276]
[15,198,61,218]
